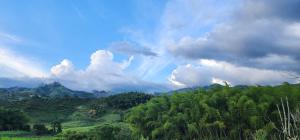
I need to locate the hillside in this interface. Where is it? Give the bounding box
[0,82,97,100]
[1,83,300,140]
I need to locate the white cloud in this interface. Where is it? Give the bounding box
[50,50,164,91]
[211,77,231,86]
[0,48,47,78]
[285,22,300,38]
[51,59,75,76]
[169,59,299,88]
[161,0,300,74]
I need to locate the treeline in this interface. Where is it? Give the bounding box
[0,108,61,135]
[126,83,300,140]
[86,92,154,117]
[0,92,153,123]
[0,97,91,123]
[106,92,154,109]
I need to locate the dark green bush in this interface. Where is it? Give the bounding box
[61,131,88,140]
[0,108,30,131]
[32,124,50,135]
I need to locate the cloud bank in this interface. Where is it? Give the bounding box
[50,50,166,92]
[166,0,300,73]
[169,59,298,88]
[160,0,300,88]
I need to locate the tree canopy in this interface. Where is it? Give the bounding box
[126,83,300,140]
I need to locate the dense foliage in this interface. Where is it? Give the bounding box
[106,92,154,109]
[126,83,300,140]
[32,124,51,135]
[0,108,30,131]
[0,92,152,124]
[0,97,91,123]
[1,83,300,139]
[61,123,132,140]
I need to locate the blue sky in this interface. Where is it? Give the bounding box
[0,0,165,68]
[0,0,300,92]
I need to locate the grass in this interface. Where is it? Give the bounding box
[0,136,55,140]
[0,112,122,139]
[63,125,99,132]
[0,131,32,137]
[62,113,121,132]
[99,113,120,122]
[0,131,56,140]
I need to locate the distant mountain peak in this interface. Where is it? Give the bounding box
[50,82,63,87]
[92,90,111,97]
[39,82,64,88]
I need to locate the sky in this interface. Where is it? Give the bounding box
[0,0,300,92]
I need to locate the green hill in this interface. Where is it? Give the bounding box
[0,82,95,101]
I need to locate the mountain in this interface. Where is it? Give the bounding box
[92,90,112,98]
[0,82,95,100]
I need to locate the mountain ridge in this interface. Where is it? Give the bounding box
[0,82,110,100]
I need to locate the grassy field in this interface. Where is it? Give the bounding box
[0,136,55,140]
[0,131,56,140]
[0,112,122,140]
[62,113,121,132]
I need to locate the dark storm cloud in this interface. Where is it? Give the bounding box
[110,41,157,56]
[248,0,300,21]
[168,0,300,73]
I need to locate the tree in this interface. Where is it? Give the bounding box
[0,108,29,131]
[126,84,300,139]
[61,131,88,140]
[51,120,62,134]
[33,124,50,135]
[89,124,132,140]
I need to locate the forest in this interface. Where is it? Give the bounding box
[0,83,300,140]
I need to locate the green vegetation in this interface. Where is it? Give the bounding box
[1,83,300,139]
[0,131,56,140]
[126,83,300,139]
[0,82,95,101]
[0,108,30,131]
[0,91,152,139]
[0,97,91,123]
[105,92,154,109]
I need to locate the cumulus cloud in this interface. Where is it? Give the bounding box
[0,48,47,78]
[169,59,299,88]
[50,50,165,92]
[109,41,157,56]
[165,0,300,73]
[51,59,75,76]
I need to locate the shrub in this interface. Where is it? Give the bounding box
[0,108,29,131]
[61,131,88,140]
[32,124,50,135]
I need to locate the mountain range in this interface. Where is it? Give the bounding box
[0,81,251,101]
[0,82,111,101]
